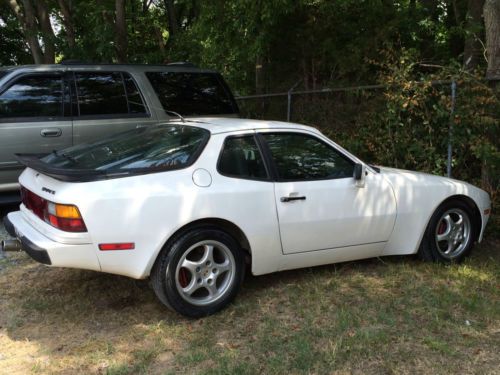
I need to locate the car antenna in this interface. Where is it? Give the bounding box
[165,110,185,123]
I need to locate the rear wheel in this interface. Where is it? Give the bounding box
[151,228,245,317]
[418,200,476,263]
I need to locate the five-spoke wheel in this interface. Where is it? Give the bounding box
[434,208,471,259]
[175,240,236,306]
[419,200,476,263]
[151,228,245,317]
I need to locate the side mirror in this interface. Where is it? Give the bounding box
[354,163,366,188]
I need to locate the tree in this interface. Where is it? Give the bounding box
[115,0,127,63]
[57,0,75,49]
[484,0,500,81]
[463,0,485,70]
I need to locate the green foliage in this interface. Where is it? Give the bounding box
[0,0,498,230]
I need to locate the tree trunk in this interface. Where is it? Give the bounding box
[255,55,265,94]
[34,0,56,63]
[154,26,166,60]
[164,0,178,37]
[463,0,485,70]
[115,0,127,63]
[57,0,76,49]
[484,0,500,80]
[7,0,44,63]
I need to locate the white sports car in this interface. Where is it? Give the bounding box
[2,118,491,317]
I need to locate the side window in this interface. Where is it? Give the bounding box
[0,75,64,119]
[75,72,147,116]
[262,133,354,181]
[218,136,268,180]
[146,72,236,116]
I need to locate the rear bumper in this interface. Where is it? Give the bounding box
[4,211,101,271]
[3,215,51,264]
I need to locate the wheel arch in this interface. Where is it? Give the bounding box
[149,218,252,276]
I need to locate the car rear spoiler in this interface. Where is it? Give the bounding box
[14,154,126,182]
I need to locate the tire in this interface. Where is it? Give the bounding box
[418,200,476,263]
[151,227,245,318]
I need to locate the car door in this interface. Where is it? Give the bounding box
[0,73,72,191]
[71,71,157,144]
[259,131,397,255]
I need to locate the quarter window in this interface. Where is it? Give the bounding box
[0,75,64,118]
[146,72,236,116]
[262,133,354,181]
[75,72,147,116]
[218,136,268,180]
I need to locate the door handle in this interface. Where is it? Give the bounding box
[40,128,62,137]
[280,196,306,202]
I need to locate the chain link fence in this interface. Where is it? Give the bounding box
[235,81,459,176]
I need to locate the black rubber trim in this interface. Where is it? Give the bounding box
[20,236,52,265]
[3,215,16,237]
[3,215,52,265]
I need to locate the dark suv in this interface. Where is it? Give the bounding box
[0,63,239,196]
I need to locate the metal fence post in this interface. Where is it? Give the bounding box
[447,80,456,178]
[287,80,302,122]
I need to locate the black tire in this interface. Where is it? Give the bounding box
[418,200,476,263]
[151,227,245,318]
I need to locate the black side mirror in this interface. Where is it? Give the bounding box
[354,163,363,180]
[353,163,366,188]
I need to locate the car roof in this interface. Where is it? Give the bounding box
[175,117,321,135]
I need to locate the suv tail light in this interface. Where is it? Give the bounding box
[21,186,87,232]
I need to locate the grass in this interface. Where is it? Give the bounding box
[0,222,499,374]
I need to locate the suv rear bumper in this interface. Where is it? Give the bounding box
[4,211,101,271]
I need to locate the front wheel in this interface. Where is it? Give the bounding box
[418,200,476,263]
[151,228,245,318]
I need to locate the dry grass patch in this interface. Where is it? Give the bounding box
[0,229,499,374]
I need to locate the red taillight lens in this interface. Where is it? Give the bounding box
[48,215,87,232]
[21,186,87,233]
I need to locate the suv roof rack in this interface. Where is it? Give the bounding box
[167,62,197,68]
[59,59,89,65]
[58,60,199,68]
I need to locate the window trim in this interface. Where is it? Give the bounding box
[73,71,151,119]
[0,72,69,123]
[258,131,356,183]
[216,133,272,182]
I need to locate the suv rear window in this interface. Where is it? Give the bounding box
[146,72,236,116]
[75,72,147,117]
[41,125,209,171]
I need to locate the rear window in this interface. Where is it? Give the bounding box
[41,125,209,171]
[146,72,236,116]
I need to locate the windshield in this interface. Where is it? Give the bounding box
[41,125,209,172]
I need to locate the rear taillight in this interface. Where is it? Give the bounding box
[47,202,87,232]
[21,186,87,233]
